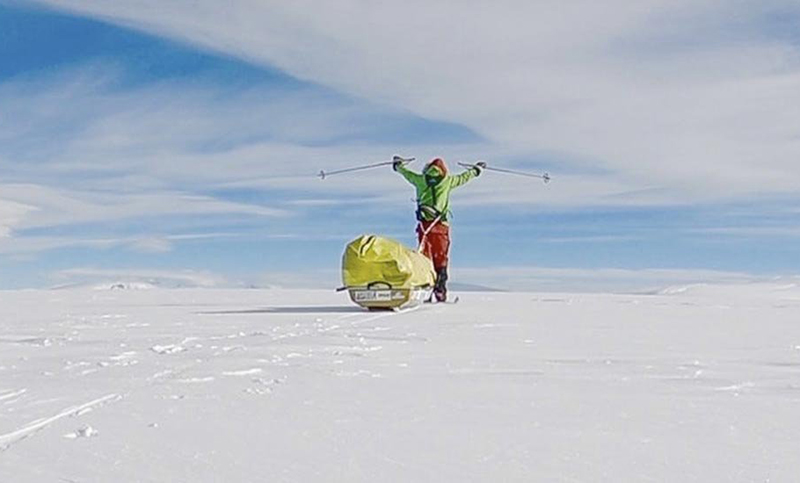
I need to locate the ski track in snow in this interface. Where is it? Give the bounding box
[177,377,215,384]
[0,394,120,450]
[222,368,263,377]
[0,389,27,403]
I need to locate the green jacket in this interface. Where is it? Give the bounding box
[396,164,479,223]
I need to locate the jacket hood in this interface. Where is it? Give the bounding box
[424,158,448,178]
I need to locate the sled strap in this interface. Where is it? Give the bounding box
[417,214,443,252]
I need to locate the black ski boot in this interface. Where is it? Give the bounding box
[434,268,448,302]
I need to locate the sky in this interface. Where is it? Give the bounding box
[1,0,800,291]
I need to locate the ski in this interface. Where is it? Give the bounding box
[425,295,460,305]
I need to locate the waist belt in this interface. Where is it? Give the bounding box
[416,204,444,222]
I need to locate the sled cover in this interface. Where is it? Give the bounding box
[342,235,435,289]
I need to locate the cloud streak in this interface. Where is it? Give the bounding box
[29,0,800,200]
[0,183,285,232]
[0,198,35,237]
[0,60,669,260]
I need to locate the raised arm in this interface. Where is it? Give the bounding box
[448,166,481,189]
[395,163,425,187]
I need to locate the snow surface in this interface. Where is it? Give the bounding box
[1,286,799,482]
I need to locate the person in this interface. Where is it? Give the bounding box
[393,156,485,302]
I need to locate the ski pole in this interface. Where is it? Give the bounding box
[458,162,551,184]
[319,156,415,179]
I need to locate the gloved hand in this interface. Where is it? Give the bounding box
[474,161,487,175]
[392,155,404,171]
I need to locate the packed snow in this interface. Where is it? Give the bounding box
[1,285,799,481]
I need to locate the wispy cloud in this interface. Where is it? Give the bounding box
[692,226,800,239]
[0,231,241,255]
[0,59,671,261]
[538,235,641,244]
[0,198,36,237]
[0,183,286,232]
[29,0,800,201]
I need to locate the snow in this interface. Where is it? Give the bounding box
[1,286,798,481]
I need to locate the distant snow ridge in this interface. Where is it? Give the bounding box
[658,284,708,296]
[96,282,158,291]
[656,280,800,300]
[52,281,161,290]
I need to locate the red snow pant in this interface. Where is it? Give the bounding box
[417,221,450,271]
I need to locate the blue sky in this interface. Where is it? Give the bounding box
[1,1,800,291]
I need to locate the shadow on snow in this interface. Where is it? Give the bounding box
[197,306,364,315]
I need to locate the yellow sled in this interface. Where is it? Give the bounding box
[341,235,435,310]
